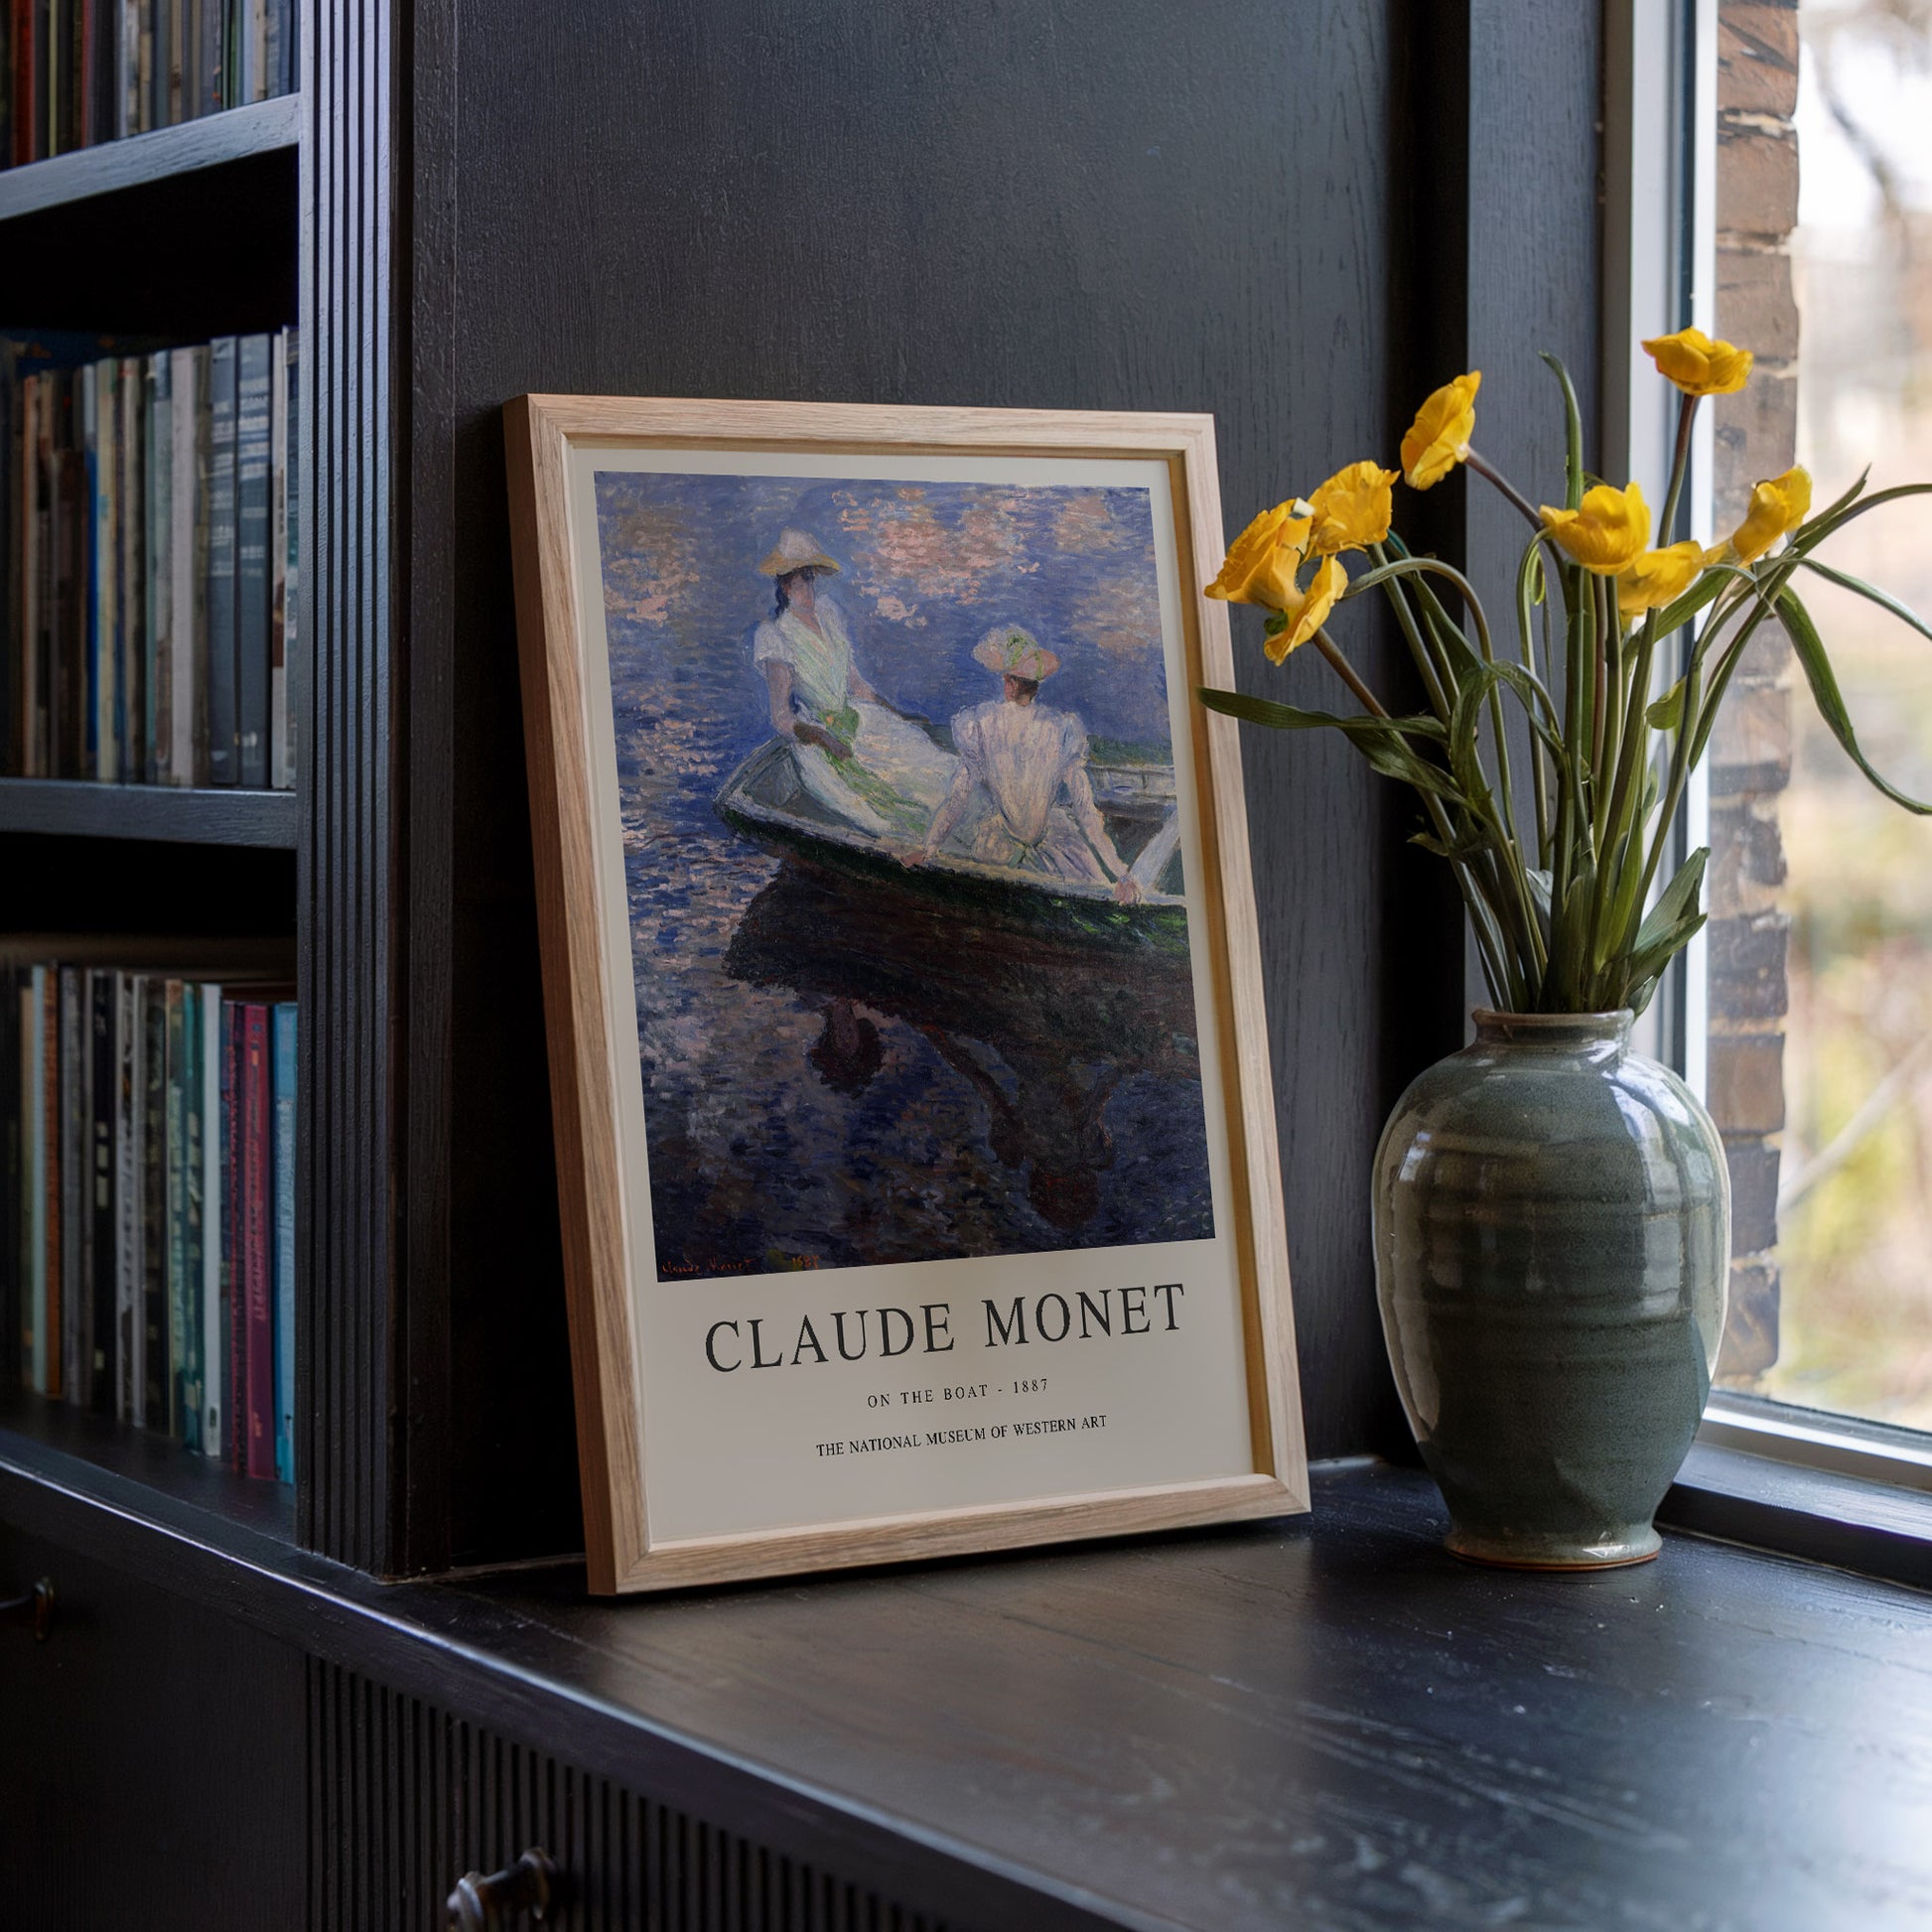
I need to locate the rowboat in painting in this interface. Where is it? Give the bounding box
[713,737,1188,951]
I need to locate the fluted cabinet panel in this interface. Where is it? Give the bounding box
[308,1661,952,1932]
[299,0,401,1572]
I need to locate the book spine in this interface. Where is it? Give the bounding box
[18,375,37,773]
[12,0,32,165]
[40,965,59,1397]
[118,354,143,786]
[146,352,171,783]
[92,358,116,779]
[147,0,165,128]
[241,1002,271,1477]
[59,966,83,1405]
[268,327,287,792]
[18,975,35,1385]
[55,391,84,776]
[82,361,103,776]
[200,983,221,1456]
[205,337,236,784]
[165,978,192,1444]
[0,968,18,1394]
[166,0,183,120]
[88,969,115,1413]
[279,326,297,788]
[234,334,269,788]
[272,1000,294,1483]
[168,346,199,784]
[115,970,137,1421]
[141,977,167,1429]
[134,0,150,132]
[221,995,240,1466]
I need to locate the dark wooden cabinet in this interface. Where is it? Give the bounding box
[0,1522,306,1927]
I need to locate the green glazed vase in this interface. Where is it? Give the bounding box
[1371,1010,1729,1569]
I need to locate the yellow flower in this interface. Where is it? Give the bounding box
[1204,498,1313,610]
[1401,372,1481,489]
[1541,482,1651,575]
[1642,327,1753,398]
[1720,466,1814,564]
[1307,461,1397,555]
[1616,539,1705,620]
[1265,554,1348,665]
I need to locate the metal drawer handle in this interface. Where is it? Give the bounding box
[0,1578,54,1641]
[447,1848,559,1929]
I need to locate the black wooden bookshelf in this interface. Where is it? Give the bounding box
[0,94,302,221]
[0,778,297,848]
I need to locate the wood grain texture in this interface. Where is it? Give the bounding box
[0,777,299,847]
[505,397,1305,1592]
[412,1,1457,1584]
[11,1439,1931,1932]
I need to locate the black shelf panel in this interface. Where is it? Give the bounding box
[0,1391,296,1552]
[0,778,297,848]
[0,95,303,223]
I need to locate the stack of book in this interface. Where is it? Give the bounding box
[0,327,297,786]
[1,938,297,1484]
[1,0,297,166]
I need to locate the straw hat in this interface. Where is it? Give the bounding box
[759,528,841,577]
[972,624,1060,682]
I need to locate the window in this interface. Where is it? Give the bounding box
[1704,0,1932,1438]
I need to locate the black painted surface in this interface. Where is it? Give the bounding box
[5,1438,1929,1932]
[0,1520,307,1930]
[0,777,299,847]
[386,0,1506,1575]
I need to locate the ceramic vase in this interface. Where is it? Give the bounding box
[1371,1009,1729,1568]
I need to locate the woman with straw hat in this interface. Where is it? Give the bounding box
[907,625,1142,903]
[753,527,954,838]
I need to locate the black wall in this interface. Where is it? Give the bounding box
[397,0,1603,1567]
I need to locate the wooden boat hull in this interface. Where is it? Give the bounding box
[713,738,1190,955]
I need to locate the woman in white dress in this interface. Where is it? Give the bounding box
[753,528,955,838]
[908,626,1143,904]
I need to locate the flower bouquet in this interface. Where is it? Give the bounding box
[1200,335,1932,1569]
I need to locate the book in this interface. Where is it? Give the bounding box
[234,333,269,788]
[168,345,201,783]
[165,977,193,1444]
[145,351,171,783]
[268,326,287,791]
[59,964,83,1404]
[140,974,168,1429]
[116,968,139,1422]
[118,353,144,783]
[24,966,44,1390]
[271,999,293,1482]
[39,963,58,1396]
[200,980,221,1456]
[204,336,237,784]
[0,968,18,1392]
[221,993,240,1464]
[87,967,115,1413]
[241,1002,271,1476]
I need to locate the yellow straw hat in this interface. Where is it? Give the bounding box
[759,527,841,576]
[971,624,1060,682]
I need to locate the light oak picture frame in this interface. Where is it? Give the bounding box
[504,395,1307,1594]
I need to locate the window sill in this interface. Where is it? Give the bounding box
[1660,1441,1932,1590]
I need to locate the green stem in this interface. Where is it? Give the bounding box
[1466,448,1543,530]
[1368,541,1452,722]
[1513,539,1553,859]
[1657,390,1699,543]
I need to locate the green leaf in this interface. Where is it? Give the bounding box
[1793,556,1932,652]
[1542,353,1585,511]
[1622,911,1707,998]
[1196,686,1466,802]
[1801,480,1932,550]
[1196,687,1445,738]
[1645,677,1686,732]
[1792,466,1868,546]
[1634,846,1708,956]
[1775,590,1932,814]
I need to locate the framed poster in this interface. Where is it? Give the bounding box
[504,396,1307,1593]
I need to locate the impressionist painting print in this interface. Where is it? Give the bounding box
[593,463,1214,1282]
[509,399,1302,1589]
